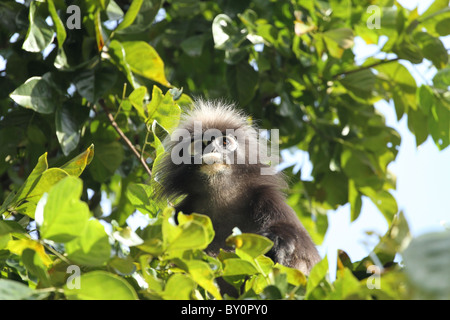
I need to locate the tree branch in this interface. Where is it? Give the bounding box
[332,57,400,79]
[98,99,152,177]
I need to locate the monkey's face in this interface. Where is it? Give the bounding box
[155,101,270,200]
[187,133,240,176]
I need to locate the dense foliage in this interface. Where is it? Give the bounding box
[0,0,449,300]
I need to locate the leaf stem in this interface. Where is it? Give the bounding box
[332,57,400,79]
[98,99,152,177]
[40,240,71,265]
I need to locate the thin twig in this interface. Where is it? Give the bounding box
[98,99,152,177]
[332,57,400,79]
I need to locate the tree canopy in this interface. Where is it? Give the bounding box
[0,0,449,300]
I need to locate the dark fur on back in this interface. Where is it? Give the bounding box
[154,100,320,275]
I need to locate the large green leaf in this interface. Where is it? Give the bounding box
[0,279,49,300]
[22,1,54,53]
[226,233,273,260]
[413,32,448,69]
[375,62,417,119]
[226,62,258,106]
[60,144,95,177]
[64,271,138,300]
[147,85,181,133]
[47,0,66,49]
[121,41,170,87]
[10,77,58,114]
[88,141,124,183]
[73,67,118,104]
[115,0,144,31]
[65,219,111,266]
[126,183,158,217]
[163,212,215,254]
[322,28,354,58]
[55,105,81,156]
[40,176,90,243]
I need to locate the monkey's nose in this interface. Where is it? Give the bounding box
[202,152,223,165]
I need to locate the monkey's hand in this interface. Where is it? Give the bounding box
[260,223,300,268]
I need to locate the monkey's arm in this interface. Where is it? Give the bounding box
[253,193,321,274]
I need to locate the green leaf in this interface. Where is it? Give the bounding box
[126,183,158,217]
[147,86,181,133]
[64,271,138,300]
[413,32,448,69]
[407,107,429,147]
[180,35,206,57]
[108,40,138,88]
[222,258,259,276]
[55,105,81,156]
[73,67,118,104]
[14,168,69,219]
[40,176,90,243]
[0,279,49,300]
[341,147,382,189]
[226,62,259,106]
[327,267,361,300]
[47,0,66,49]
[428,99,450,150]
[116,0,144,31]
[89,141,124,183]
[433,67,450,89]
[339,69,376,99]
[164,212,215,254]
[22,1,55,52]
[348,179,362,222]
[355,212,411,271]
[0,153,48,215]
[226,233,273,260]
[322,28,354,58]
[162,274,195,300]
[108,256,137,276]
[305,256,331,300]
[0,220,26,236]
[375,62,417,119]
[179,259,222,300]
[60,144,95,177]
[360,188,398,224]
[10,77,58,114]
[65,219,111,266]
[403,231,450,299]
[22,249,51,287]
[212,14,240,50]
[417,85,435,114]
[128,86,148,120]
[122,41,170,87]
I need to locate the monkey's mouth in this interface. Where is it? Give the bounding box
[201,152,225,165]
[199,152,229,175]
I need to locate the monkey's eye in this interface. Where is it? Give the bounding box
[217,136,237,152]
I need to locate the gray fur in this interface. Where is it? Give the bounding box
[154,100,321,275]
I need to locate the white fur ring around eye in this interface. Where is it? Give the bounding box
[215,135,238,152]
